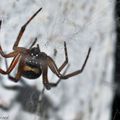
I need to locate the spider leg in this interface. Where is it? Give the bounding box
[42,65,51,90]
[5,58,22,82]
[6,71,21,82]
[60,47,91,78]
[47,47,91,79]
[29,37,37,49]
[0,20,20,57]
[13,8,42,50]
[47,41,68,87]
[48,64,70,87]
[0,54,20,74]
[44,45,69,88]
[0,46,18,58]
[0,42,26,78]
[58,42,68,72]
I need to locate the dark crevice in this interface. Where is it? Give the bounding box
[112,0,120,120]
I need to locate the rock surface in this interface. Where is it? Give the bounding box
[0,0,115,120]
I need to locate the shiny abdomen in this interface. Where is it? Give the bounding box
[22,65,42,79]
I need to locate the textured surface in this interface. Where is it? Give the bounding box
[0,0,116,120]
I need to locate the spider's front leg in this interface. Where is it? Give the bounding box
[0,8,42,76]
[0,8,42,56]
[0,20,19,58]
[0,20,23,75]
[13,8,42,50]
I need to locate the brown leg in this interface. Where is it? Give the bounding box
[0,21,19,58]
[42,66,51,90]
[46,42,68,78]
[58,42,68,72]
[0,29,21,76]
[0,54,20,74]
[48,64,70,87]
[47,47,91,79]
[13,8,42,50]
[0,46,18,58]
[5,70,21,82]
[60,47,91,78]
[0,41,25,77]
[42,43,68,89]
[0,9,41,76]
[5,58,22,82]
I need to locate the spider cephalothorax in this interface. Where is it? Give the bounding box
[0,8,91,90]
[30,45,40,57]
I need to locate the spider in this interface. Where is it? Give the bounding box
[0,8,91,90]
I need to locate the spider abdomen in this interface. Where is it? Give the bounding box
[22,65,42,79]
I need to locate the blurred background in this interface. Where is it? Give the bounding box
[0,0,116,120]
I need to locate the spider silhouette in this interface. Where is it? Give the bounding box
[0,8,91,90]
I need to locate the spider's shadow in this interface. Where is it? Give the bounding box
[0,79,58,118]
